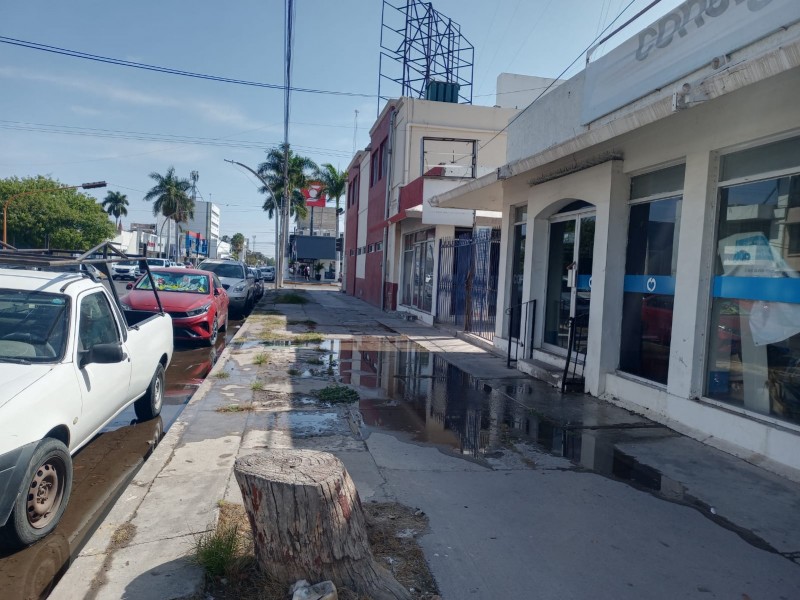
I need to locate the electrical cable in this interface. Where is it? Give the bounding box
[0,35,375,98]
[478,0,655,151]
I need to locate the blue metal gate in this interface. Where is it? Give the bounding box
[436,230,500,341]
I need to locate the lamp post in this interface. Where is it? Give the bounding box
[224,159,281,289]
[2,181,106,245]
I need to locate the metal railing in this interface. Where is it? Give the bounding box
[562,313,589,392]
[505,299,536,369]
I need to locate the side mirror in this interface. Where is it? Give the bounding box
[80,342,125,368]
[214,288,222,296]
[126,283,133,290]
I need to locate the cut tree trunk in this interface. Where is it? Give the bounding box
[234,449,410,600]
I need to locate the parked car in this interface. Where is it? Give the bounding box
[197,259,254,317]
[145,258,170,269]
[121,268,229,346]
[249,267,264,302]
[0,262,173,548]
[111,260,141,280]
[262,266,276,282]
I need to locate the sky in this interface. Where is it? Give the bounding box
[0,0,684,259]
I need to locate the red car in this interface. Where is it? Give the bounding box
[121,268,229,345]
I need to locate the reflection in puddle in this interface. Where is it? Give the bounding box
[345,337,692,499]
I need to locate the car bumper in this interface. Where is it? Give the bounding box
[171,313,216,340]
[0,441,38,527]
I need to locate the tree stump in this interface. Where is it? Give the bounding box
[234,449,410,600]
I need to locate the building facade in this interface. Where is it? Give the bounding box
[343,96,518,317]
[433,2,800,471]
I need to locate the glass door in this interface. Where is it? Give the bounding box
[543,213,595,353]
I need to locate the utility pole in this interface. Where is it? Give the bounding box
[279,0,295,288]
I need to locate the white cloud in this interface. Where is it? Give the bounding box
[0,66,273,132]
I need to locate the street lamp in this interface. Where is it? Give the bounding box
[2,181,107,245]
[224,159,281,289]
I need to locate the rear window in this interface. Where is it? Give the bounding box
[199,262,244,279]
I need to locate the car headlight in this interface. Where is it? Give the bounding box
[186,302,211,317]
[233,283,246,292]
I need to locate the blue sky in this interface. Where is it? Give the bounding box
[0,0,683,258]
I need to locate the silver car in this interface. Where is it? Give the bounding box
[197,259,254,316]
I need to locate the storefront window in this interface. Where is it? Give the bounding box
[402,229,435,312]
[707,156,800,424]
[619,196,682,383]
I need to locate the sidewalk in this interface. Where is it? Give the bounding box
[54,287,800,599]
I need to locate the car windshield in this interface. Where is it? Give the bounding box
[200,263,244,279]
[135,272,209,294]
[117,260,138,267]
[0,289,69,363]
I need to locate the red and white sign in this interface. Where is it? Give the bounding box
[301,182,327,208]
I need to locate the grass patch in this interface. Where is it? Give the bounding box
[253,353,269,365]
[273,292,308,304]
[288,318,317,328]
[110,522,136,549]
[250,381,264,391]
[314,384,359,404]
[193,502,253,580]
[291,332,324,344]
[214,371,231,379]
[287,368,300,376]
[216,404,254,413]
[306,357,324,366]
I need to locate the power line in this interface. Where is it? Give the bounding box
[479,0,654,152]
[0,35,375,99]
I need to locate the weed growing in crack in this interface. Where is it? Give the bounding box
[250,381,265,391]
[214,371,231,379]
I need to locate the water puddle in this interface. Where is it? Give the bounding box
[344,335,796,559]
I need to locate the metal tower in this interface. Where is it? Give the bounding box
[378,0,474,111]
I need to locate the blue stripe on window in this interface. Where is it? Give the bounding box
[713,276,800,303]
[623,275,675,295]
[576,274,591,292]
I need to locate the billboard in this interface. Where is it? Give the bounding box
[301,182,327,208]
[294,235,336,260]
[581,0,800,124]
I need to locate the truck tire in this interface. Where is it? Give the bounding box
[0,438,73,548]
[135,363,164,421]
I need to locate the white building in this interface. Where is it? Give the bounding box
[184,200,221,246]
[433,1,800,472]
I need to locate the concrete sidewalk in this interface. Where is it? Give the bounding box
[54,287,800,600]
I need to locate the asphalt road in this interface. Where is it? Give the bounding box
[0,278,243,600]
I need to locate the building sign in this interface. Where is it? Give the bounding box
[581,0,800,124]
[301,182,327,208]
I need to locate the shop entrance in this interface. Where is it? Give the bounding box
[543,204,595,354]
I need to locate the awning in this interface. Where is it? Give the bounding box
[430,172,503,210]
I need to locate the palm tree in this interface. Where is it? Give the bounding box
[257,144,318,221]
[143,167,194,260]
[102,190,129,228]
[316,164,347,276]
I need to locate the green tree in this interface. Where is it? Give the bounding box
[257,144,317,221]
[102,190,129,228]
[143,167,194,259]
[0,175,115,249]
[230,233,245,257]
[316,163,347,264]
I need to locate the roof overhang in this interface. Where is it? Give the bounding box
[430,171,502,211]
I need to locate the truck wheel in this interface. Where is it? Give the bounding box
[135,364,164,421]
[1,438,72,548]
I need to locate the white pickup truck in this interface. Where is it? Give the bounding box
[0,263,173,548]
